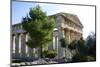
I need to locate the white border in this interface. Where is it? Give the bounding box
[0,0,100,67]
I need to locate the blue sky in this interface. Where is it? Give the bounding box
[12,1,37,24]
[12,1,95,38]
[12,2,63,24]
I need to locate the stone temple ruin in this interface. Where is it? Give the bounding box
[12,12,83,61]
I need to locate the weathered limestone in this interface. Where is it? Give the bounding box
[53,36,55,49]
[12,35,15,58]
[15,34,19,59]
[28,47,34,61]
[65,29,70,44]
[21,33,26,61]
[57,27,64,59]
[25,34,29,55]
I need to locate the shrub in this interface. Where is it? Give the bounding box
[42,50,48,58]
[72,52,87,62]
[42,50,57,58]
[68,40,78,50]
[12,59,22,63]
[46,50,57,58]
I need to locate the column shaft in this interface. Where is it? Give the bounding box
[55,36,58,51]
[21,33,26,61]
[53,36,55,49]
[29,47,34,61]
[15,34,19,59]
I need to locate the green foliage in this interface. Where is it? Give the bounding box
[60,38,68,48]
[12,59,22,63]
[22,5,55,48]
[86,33,96,59]
[68,33,96,62]
[76,38,88,55]
[68,37,89,62]
[68,40,78,50]
[42,50,48,58]
[42,50,57,58]
[72,53,87,62]
[46,50,57,58]
[29,5,47,20]
[70,36,96,62]
[68,38,87,53]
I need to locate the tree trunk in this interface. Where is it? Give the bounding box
[38,46,42,64]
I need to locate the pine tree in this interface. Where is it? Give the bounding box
[22,5,55,63]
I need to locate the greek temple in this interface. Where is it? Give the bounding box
[12,12,83,61]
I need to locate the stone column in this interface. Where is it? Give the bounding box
[65,29,70,44]
[71,31,74,42]
[12,35,15,59]
[53,30,58,51]
[21,33,26,61]
[37,47,42,64]
[58,36,64,59]
[55,36,58,52]
[19,34,21,57]
[15,34,19,59]
[69,30,70,42]
[74,32,76,40]
[28,47,34,61]
[54,35,59,59]
[25,34,29,56]
[57,27,64,59]
[53,36,55,49]
[12,35,13,53]
[62,29,65,38]
[26,34,34,61]
[12,35,13,58]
